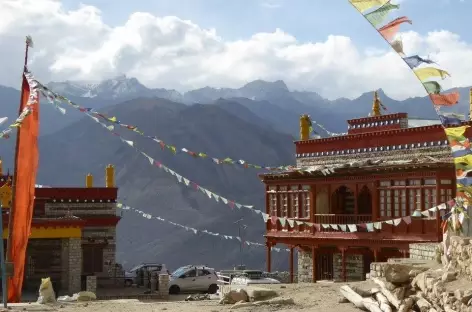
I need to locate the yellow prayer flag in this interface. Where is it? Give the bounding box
[414,67,450,81]
[445,125,469,138]
[108,116,117,122]
[454,154,472,165]
[350,0,389,12]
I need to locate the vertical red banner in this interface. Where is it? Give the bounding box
[7,74,39,302]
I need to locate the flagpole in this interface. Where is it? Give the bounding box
[5,36,31,303]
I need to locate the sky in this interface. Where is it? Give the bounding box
[0,0,471,100]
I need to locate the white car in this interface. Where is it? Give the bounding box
[169,265,220,295]
[230,270,281,286]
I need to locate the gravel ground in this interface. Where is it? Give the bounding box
[3,280,377,312]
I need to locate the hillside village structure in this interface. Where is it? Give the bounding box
[0,162,121,295]
[259,91,465,283]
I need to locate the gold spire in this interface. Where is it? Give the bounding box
[299,114,311,141]
[371,91,382,117]
[86,173,93,188]
[106,165,115,188]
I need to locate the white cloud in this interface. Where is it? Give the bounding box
[260,0,283,9]
[1,0,472,100]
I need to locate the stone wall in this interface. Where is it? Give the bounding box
[61,237,82,294]
[297,250,313,282]
[409,243,441,261]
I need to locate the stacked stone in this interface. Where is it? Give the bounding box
[150,272,158,292]
[447,236,472,280]
[297,250,313,282]
[158,274,169,300]
[368,262,387,279]
[409,243,440,261]
[86,276,97,294]
[61,238,82,295]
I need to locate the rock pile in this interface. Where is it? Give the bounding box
[340,262,472,312]
[219,286,294,310]
[447,236,472,280]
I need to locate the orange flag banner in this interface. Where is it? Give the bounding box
[430,91,460,106]
[7,73,40,302]
[378,16,412,41]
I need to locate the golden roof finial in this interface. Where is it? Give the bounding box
[371,90,382,117]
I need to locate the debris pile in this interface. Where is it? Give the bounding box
[340,262,472,312]
[219,286,294,310]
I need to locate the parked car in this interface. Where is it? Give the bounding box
[230,270,281,286]
[124,263,166,287]
[168,265,220,295]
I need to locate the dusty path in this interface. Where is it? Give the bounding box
[5,281,376,312]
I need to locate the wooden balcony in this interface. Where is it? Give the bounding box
[266,213,442,242]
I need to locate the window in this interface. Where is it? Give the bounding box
[380,190,386,217]
[393,180,406,186]
[184,270,196,278]
[300,185,310,218]
[290,186,299,218]
[441,179,452,185]
[400,189,407,216]
[386,190,392,217]
[408,179,421,186]
[440,188,453,205]
[394,190,400,216]
[409,189,415,215]
[197,269,211,276]
[279,186,288,217]
[424,179,436,185]
[414,189,421,210]
[380,181,391,187]
[424,189,432,211]
[393,189,406,217]
[269,193,277,216]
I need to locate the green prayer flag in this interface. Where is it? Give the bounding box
[365,2,400,27]
[423,81,442,94]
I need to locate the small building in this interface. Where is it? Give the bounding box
[0,161,121,295]
[259,92,462,283]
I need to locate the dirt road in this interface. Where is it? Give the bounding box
[6,281,376,312]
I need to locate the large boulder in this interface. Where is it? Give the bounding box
[384,264,412,284]
[245,286,278,301]
[219,289,249,304]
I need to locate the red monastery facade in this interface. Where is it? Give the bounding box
[259,92,460,283]
[0,162,121,295]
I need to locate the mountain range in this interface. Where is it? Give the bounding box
[0,75,470,270]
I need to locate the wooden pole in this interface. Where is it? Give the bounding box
[311,247,317,283]
[289,247,294,283]
[266,242,272,272]
[5,37,30,300]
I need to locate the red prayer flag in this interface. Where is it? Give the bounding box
[430,91,460,106]
[378,17,412,41]
[7,73,40,302]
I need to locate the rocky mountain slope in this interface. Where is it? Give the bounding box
[1,97,294,270]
